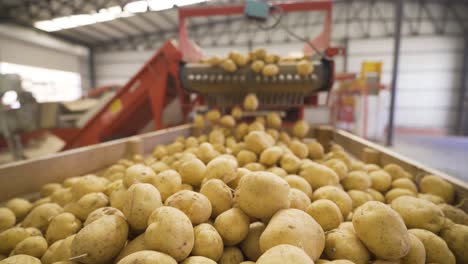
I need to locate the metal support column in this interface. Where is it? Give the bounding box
[386,0,403,146]
[457,31,468,135]
[89,47,96,89]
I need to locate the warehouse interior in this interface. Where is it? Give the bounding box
[1,1,468,263]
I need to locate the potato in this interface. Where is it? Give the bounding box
[165,190,211,225]
[235,171,290,219]
[122,183,161,232]
[259,146,283,166]
[205,157,238,183]
[209,129,225,145]
[205,55,222,66]
[200,179,233,217]
[182,256,217,264]
[297,60,314,76]
[266,167,286,177]
[289,140,309,159]
[149,169,182,201]
[230,106,243,120]
[409,228,455,264]
[6,198,32,220]
[50,187,73,206]
[122,164,157,188]
[306,199,343,231]
[401,233,425,264]
[257,244,313,264]
[245,131,274,154]
[306,140,324,160]
[279,154,301,175]
[243,93,259,111]
[439,204,468,225]
[107,180,126,210]
[342,171,371,191]
[22,203,63,233]
[117,250,177,264]
[348,190,373,209]
[369,170,392,192]
[323,159,348,180]
[167,141,185,155]
[240,222,265,261]
[324,229,370,264]
[83,207,124,226]
[40,183,62,197]
[248,121,265,133]
[417,193,444,204]
[115,234,147,261]
[391,196,445,233]
[288,189,311,211]
[145,207,194,261]
[420,175,455,204]
[222,59,237,72]
[312,186,352,217]
[337,222,355,234]
[383,164,412,180]
[260,209,324,260]
[385,188,416,203]
[65,192,109,221]
[390,178,417,193]
[440,224,466,263]
[236,150,257,167]
[365,188,385,203]
[352,201,410,260]
[251,60,265,73]
[292,120,309,138]
[284,175,313,198]
[0,227,33,254]
[70,175,109,200]
[278,132,291,144]
[150,161,170,174]
[31,197,51,208]
[299,160,339,190]
[192,224,223,261]
[0,255,41,264]
[220,115,236,128]
[41,234,74,264]
[219,247,244,264]
[262,64,279,76]
[10,236,47,258]
[179,157,207,187]
[243,162,265,171]
[70,215,128,264]
[213,208,249,246]
[0,208,15,232]
[45,212,81,244]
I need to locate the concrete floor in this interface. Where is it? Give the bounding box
[391,134,468,182]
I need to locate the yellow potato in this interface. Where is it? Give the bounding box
[245,131,274,154]
[150,169,182,201]
[205,55,223,66]
[218,247,244,264]
[117,250,177,264]
[284,175,313,198]
[205,157,238,183]
[440,223,468,263]
[236,150,257,167]
[192,224,223,261]
[108,180,126,211]
[84,207,124,227]
[259,146,284,166]
[10,236,47,258]
[40,234,74,264]
[264,53,279,64]
[182,256,217,264]
[214,208,249,246]
[251,60,265,73]
[257,244,313,264]
[206,109,221,124]
[279,131,291,144]
[248,121,265,133]
[64,192,109,221]
[391,178,417,193]
[209,129,225,145]
[300,161,339,190]
[243,93,259,111]
[342,171,371,191]
[401,233,426,264]
[6,198,32,220]
[200,179,233,218]
[288,188,311,211]
[244,162,266,171]
[71,215,128,264]
[323,159,348,180]
[220,115,236,128]
[325,229,370,264]
[22,203,63,233]
[289,140,309,159]
[369,170,392,192]
[297,60,314,76]
[234,171,290,219]
[365,188,385,203]
[391,196,445,233]
[122,183,162,231]
[152,145,168,159]
[292,120,310,138]
[115,234,147,262]
[179,157,207,187]
[145,207,194,261]
[0,208,15,232]
[384,164,412,180]
[280,153,301,174]
[222,59,237,72]
[306,199,343,231]
[352,201,410,260]
[241,222,266,261]
[438,204,468,225]
[260,208,325,261]
[385,188,416,203]
[231,106,243,120]
[123,164,155,188]
[0,255,41,264]
[312,186,352,217]
[45,212,81,244]
[40,183,62,197]
[420,175,455,204]
[306,140,324,159]
[409,228,455,264]
[165,190,212,225]
[70,174,109,199]
[348,190,373,209]
[262,64,279,76]
[265,112,282,129]
[417,193,445,204]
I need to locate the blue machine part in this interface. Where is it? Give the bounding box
[244,0,270,20]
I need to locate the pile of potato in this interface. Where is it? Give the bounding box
[1,94,468,264]
[201,48,314,77]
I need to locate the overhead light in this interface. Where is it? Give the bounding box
[124,1,148,13]
[34,20,61,32]
[148,0,174,11]
[1,90,18,106]
[174,0,208,7]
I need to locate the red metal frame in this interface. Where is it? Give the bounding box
[179,1,333,61]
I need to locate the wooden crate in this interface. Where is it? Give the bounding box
[1,124,467,212]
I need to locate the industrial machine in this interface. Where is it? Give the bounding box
[65,1,337,149]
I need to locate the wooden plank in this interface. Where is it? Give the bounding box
[334,129,468,212]
[139,124,192,154]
